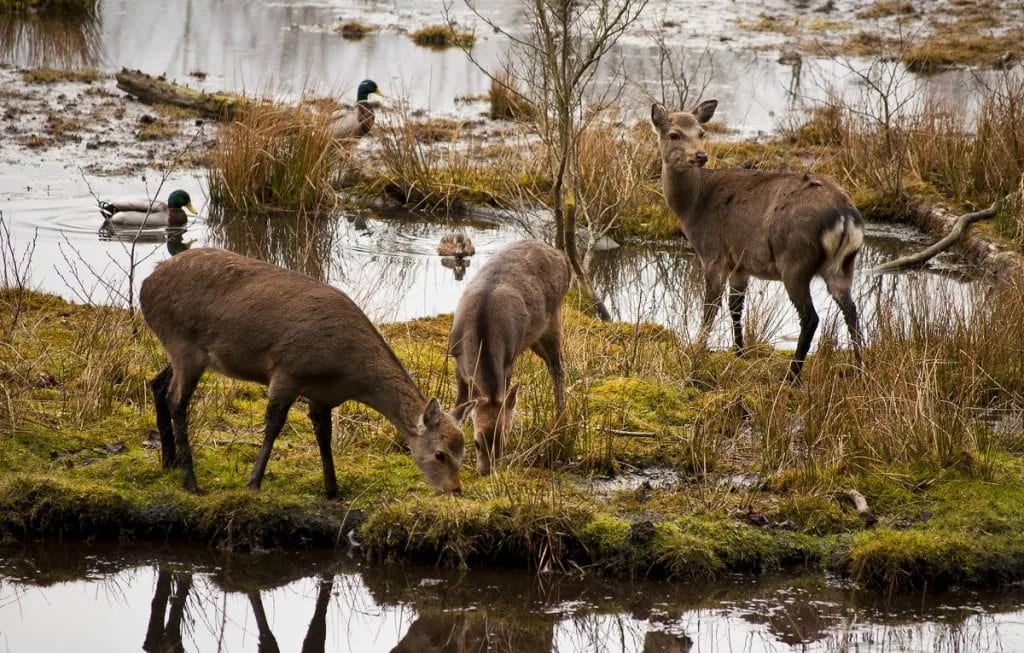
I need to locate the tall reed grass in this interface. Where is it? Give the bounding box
[207,101,343,214]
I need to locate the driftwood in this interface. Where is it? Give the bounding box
[871,201,999,273]
[846,489,878,526]
[115,68,252,121]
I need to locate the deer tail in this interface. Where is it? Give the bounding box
[820,208,864,275]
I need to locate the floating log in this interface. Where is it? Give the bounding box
[871,201,1000,274]
[115,68,251,121]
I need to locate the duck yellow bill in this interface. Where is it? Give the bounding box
[185,201,198,214]
[374,90,386,98]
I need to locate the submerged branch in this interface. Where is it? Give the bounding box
[871,201,1000,273]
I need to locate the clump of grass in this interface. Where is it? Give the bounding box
[488,70,534,121]
[409,117,465,144]
[855,1,916,19]
[19,66,101,83]
[363,105,535,211]
[207,100,342,213]
[336,20,374,39]
[409,24,475,50]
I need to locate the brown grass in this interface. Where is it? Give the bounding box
[207,100,343,213]
[409,25,475,50]
[336,21,374,40]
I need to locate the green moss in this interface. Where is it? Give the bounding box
[839,529,1023,591]
[588,377,697,432]
[4,288,1024,588]
[578,514,630,558]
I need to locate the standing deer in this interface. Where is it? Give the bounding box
[652,100,864,380]
[449,240,571,476]
[140,248,470,497]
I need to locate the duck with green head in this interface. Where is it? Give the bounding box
[329,79,384,140]
[100,189,197,227]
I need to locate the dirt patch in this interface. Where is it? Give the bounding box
[0,65,212,177]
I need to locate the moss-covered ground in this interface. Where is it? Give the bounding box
[2,285,1023,592]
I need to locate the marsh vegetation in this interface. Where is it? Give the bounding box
[1,0,1024,599]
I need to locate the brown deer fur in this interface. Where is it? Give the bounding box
[140,248,469,497]
[449,241,571,475]
[652,100,864,380]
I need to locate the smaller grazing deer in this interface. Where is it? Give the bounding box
[652,100,864,380]
[140,248,470,497]
[449,240,571,476]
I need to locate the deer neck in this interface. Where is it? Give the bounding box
[663,163,711,228]
[360,369,426,444]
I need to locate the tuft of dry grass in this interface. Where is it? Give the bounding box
[855,1,916,19]
[363,104,537,211]
[336,20,374,39]
[19,66,101,83]
[488,70,534,121]
[207,100,343,214]
[409,24,475,50]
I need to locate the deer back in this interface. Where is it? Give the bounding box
[140,248,413,404]
[449,240,570,400]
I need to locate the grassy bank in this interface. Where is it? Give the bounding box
[2,283,1023,590]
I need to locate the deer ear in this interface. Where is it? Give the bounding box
[693,99,718,124]
[651,103,669,131]
[504,382,520,412]
[451,399,477,424]
[422,397,444,429]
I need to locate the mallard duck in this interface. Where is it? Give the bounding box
[99,189,197,227]
[437,233,475,258]
[329,79,384,140]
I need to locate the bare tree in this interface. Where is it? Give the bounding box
[450,0,650,320]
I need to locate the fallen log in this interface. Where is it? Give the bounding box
[871,201,1000,273]
[115,68,252,121]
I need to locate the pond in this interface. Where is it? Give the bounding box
[2,543,1023,652]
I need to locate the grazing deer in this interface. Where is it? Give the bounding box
[449,240,571,475]
[140,248,470,497]
[652,100,864,380]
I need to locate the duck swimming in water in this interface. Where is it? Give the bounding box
[99,189,197,227]
[437,233,475,258]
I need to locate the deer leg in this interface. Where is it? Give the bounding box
[826,277,864,371]
[248,378,298,492]
[308,402,338,499]
[531,333,565,415]
[783,277,819,382]
[149,363,175,469]
[166,360,204,493]
[728,274,749,355]
[699,267,727,348]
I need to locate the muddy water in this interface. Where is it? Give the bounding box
[1,543,1022,653]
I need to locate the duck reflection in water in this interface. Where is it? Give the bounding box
[97,224,194,257]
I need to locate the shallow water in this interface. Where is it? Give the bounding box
[1,543,1023,653]
[1,162,978,348]
[0,0,989,345]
